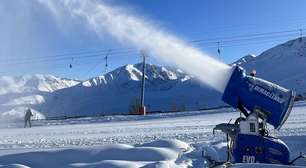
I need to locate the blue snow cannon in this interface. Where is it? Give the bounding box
[222,66,295,130]
[217,65,296,165]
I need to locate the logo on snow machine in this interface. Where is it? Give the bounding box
[242,155,256,163]
[248,83,285,104]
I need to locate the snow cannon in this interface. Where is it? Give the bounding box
[209,65,301,166]
[222,65,295,130]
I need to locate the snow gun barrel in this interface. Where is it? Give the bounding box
[222,66,295,130]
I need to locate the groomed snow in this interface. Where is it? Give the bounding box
[0,101,305,167]
[0,139,190,168]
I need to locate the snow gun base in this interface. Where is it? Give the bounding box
[207,66,306,166]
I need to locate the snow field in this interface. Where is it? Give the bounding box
[0,101,305,167]
[0,139,190,168]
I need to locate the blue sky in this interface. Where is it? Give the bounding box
[1,0,306,79]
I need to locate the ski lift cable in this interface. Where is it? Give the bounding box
[195,38,292,53]
[0,27,302,64]
[0,31,298,67]
[192,31,300,46]
[198,34,300,49]
[0,28,304,67]
[200,39,283,51]
[0,51,138,66]
[0,48,136,64]
[0,36,295,67]
[12,48,135,60]
[5,32,294,65]
[0,28,303,65]
[82,50,112,77]
[191,28,306,43]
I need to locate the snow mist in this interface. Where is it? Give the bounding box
[38,0,232,93]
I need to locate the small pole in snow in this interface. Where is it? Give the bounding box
[139,50,148,115]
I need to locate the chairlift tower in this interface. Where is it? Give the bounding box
[139,50,148,115]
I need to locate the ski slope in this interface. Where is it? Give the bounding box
[0,101,305,167]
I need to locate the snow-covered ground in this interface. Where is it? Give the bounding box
[0,101,306,167]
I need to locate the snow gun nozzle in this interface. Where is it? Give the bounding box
[222,65,296,130]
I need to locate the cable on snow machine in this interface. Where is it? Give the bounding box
[206,65,306,167]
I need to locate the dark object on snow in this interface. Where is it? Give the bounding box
[250,69,256,77]
[24,108,33,128]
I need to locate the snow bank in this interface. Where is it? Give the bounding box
[0,164,31,168]
[0,139,189,168]
[139,139,189,152]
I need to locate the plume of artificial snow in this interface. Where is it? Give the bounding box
[37,0,232,92]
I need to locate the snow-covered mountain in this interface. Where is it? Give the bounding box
[1,37,306,119]
[0,64,222,120]
[42,63,222,118]
[234,37,306,97]
[232,54,256,66]
[0,75,80,120]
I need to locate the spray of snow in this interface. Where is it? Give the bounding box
[37,0,232,93]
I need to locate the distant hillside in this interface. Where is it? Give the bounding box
[0,75,79,120]
[42,63,222,118]
[234,37,306,97]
